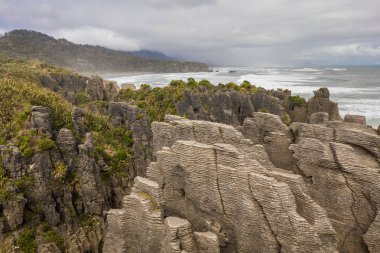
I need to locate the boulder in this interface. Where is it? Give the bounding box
[344,114,366,125]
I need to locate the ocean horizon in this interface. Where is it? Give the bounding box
[103,66,380,128]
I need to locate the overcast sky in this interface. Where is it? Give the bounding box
[0,0,380,66]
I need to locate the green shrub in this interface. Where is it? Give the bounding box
[225,82,240,91]
[259,108,269,113]
[18,227,37,253]
[240,80,252,90]
[80,214,100,232]
[43,228,64,251]
[76,92,90,105]
[92,126,134,179]
[199,79,213,89]
[288,95,306,106]
[37,137,56,151]
[136,113,144,120]
[0,188,12,202]
[187,77,198,89]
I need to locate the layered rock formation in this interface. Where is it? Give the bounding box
[104,112,379,253]
[175,87,341,127]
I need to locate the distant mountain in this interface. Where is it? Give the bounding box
[0,29,209,74]
[131,49,174,61]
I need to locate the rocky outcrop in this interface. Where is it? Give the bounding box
[104,113,380,253]
[31,106,53,138]
[306,88,341,121]
[104,116,338,253]
[344,115,366,125]
[175,87,342,127]
[0,106,134,252]
[107,102,153,177]
[241,112,294,170]
[290,121,380,252]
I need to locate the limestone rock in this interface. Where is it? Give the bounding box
[105,116,337,253]
[103,80,119,101]
[364,211,380,253]
[72,108,86,138]
[77,134,108,215]
[85,76,107,101]
[64,225,103,253]
[314,87,330,98]
[242,113,294,170]
[0,146,26,178]
[38,243,61,253]
[56,128,77,169]
[307,88,341,121]
[107,102,153,176]
[343,114,366,125]
[290,119,380,253]
[309,112,329,124]
[31,106,52,137]
[32,152,60,226]
[3,199,25,230]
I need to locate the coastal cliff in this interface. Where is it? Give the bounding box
[103,114,380,253]
[0,55,379,252]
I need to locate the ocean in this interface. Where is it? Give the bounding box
[102,66,380,128]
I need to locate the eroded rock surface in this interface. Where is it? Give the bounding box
[104,116,339,253]
[290,121,380,253]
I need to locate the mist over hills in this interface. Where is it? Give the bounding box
[0,29,209,74]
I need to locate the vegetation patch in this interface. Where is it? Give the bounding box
[288,95,306,107]
[18,227,37,253]
[80,214,100,233]
[16,130,56,158]
[41,225,65,251]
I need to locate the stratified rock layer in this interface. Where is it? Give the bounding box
[290,121,380,253]
[104,116,339,253]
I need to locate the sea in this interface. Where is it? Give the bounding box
[102,66,380,128]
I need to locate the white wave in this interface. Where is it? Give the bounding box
[294,68,320,72]
[326,68,347,71]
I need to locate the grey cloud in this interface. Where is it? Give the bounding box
[0,0,379,65]
[145,0,217,8]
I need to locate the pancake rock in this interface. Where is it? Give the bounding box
[290,121,380,253]
[104,116,338,253]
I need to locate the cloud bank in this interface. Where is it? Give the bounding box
[0,0,379,66]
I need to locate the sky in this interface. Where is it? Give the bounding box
[0,0,380,66]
